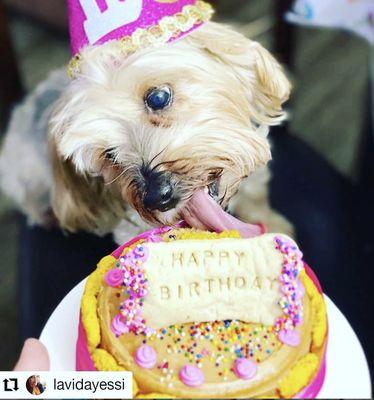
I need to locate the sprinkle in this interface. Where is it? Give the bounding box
[274,236,304,333]
[107,240,154,336]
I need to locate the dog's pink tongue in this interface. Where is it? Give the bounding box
[180,189,263,238]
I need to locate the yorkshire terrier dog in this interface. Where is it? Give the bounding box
[0,18,292,244]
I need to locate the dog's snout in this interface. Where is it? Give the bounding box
[143,170,179,212]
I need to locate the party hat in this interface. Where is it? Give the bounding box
[67,0,213,77]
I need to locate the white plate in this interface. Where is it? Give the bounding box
[40,280,372,399]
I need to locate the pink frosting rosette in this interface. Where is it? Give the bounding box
[111,315,129,336]
[179,364,205,387]
[233,358,257,380]
[105,268,124,287]
[135,345,157,369]
[278,329,301,347]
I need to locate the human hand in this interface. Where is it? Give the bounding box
[14,338,50,371]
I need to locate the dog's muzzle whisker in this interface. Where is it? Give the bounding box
[105,170,126,185]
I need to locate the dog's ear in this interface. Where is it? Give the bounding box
[248,41,291,125]
[188,22,291,126]
[48,136,123,235]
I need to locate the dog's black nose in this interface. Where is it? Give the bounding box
[143,171,179,212]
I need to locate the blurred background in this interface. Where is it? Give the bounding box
[0,0,372,379]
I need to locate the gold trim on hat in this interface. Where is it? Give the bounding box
[68,1,214,79]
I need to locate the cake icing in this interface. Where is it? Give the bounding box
[77,227,328,398]
[108,234,303,331]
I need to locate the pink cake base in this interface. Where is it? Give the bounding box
[76,227,328,398]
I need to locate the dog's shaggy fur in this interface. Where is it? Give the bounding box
[0,22,293,244]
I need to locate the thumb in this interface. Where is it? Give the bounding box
[14,338,50,371]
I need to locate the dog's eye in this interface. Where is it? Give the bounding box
[145,86,173,112]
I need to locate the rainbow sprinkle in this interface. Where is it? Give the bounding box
[274,235,304,331]
[112,243,151,335]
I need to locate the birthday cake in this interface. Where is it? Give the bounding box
[76,227,327,398]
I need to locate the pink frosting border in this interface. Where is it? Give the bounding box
[76,313,96,371]
[76,228,328,398]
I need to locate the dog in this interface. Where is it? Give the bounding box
[0,21,293,244]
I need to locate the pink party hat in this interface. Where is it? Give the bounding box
[67,0,213,77]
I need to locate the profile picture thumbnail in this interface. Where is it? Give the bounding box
[26,375,46,396]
